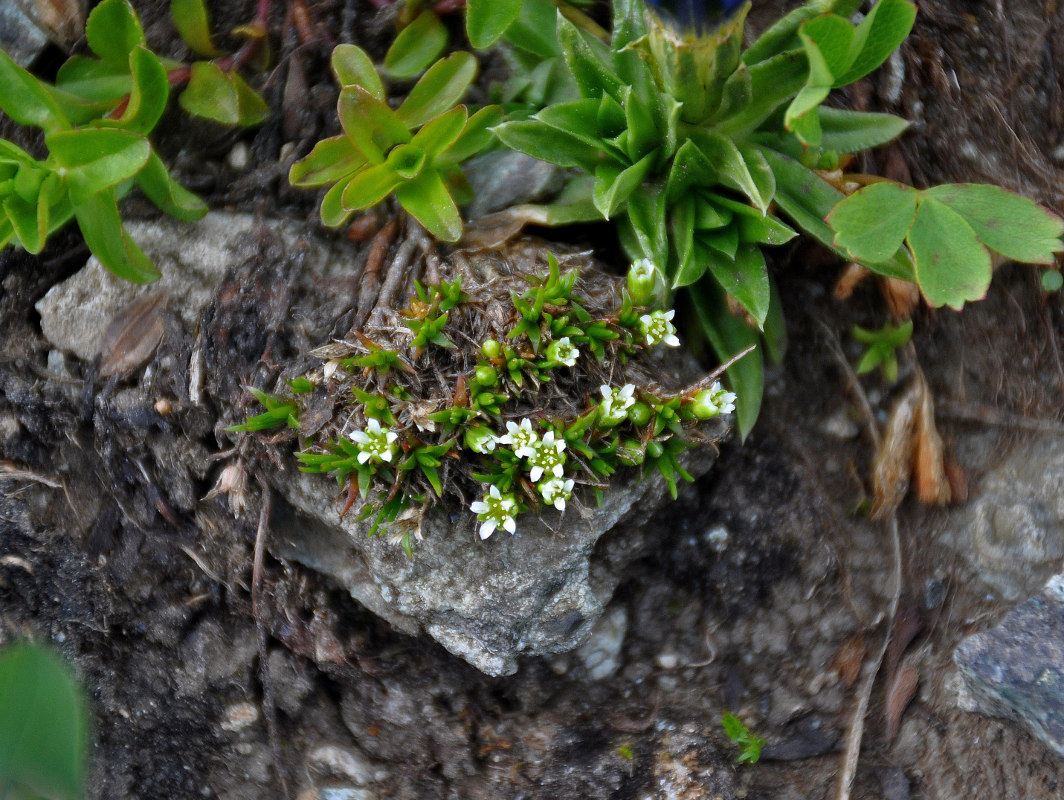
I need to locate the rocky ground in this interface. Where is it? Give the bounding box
[4,1,1064,798]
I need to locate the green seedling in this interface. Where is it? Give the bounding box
[721,711,765,765]
[852,320,913,383]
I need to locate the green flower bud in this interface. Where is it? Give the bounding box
[646,441,664,459]
[481,339,502,359]
[628,402,652,427]
[627,258,658,306]
[474,365,498,386]
[464,426,498,454]
[616,439,645,466]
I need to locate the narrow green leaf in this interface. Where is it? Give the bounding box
[466,0,522,49]
[320,176,355,227]
[384,10,449,79]
[593,150,654,218]
[708,243,771,327]
[800,13,857,83]
[47,127,151,205]
[818,107,909,154]
[828,180,918,263]
[0,643,89,800]
[331,44,385,98]
[924,183,1064,264]
[86,0,146,67]
[135,151,208,221]
[55,56,132,102]
[179,61,240,124]
[172,0,220,57]
[110,47,169,134]
[395,168,463,242]
[396,52,478,130]
[671,194,696,284]
[504,0,561,59]
[74,190,160,283]
[716,50,808,137]
[908,196,992,309]
[535,98,624,159]
[665,139,716,202]
[762,277,787,364]
[289,135,366,187]
[699,223,739,260]
[618,183,668,266]
[743,0,863,65]
[0,48,69,133]
[693,132,771,212]
[557,13,622,101]
[442,105,504,164]
[411,105,467,159]
[834,0,917,86]
[341,162,404,211]
[736,144,776,212]
[491,119,604,171]
[338,86,410,162]
[690,281,763,440]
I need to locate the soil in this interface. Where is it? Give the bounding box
[3,1,1064,799]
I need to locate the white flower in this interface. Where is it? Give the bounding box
[470,485,518,540]
[598,384,636,425]
[348,418,399,464]
[710,381,737,415]
[638,309,680,347]
[526,431,566,482]
[497,418,538,458]
[545,337,579,367]
[464,426,498,454]
[690,381,737,418]
[538,477,574,511]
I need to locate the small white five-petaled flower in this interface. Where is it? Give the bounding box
[497,418,538,458]
[598,384,636,425]
[690,381,737,418]
[470,485,518,540]
[545,337,579,367]
[538,477,574,511]
[349,418,398,464]
[638,309,680,347]
[527,431,566,482]
[709,381,737,415]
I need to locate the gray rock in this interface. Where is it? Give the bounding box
[463,151,566,218]
[955,573,1064,757]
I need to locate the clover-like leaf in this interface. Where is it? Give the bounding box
[907,196,991,309]
[467,0,523,49]
[384,10,449,79]
[172,0,220,57]
[828,180,919,263]
[86,0,146,68]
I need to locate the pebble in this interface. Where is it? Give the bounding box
[220,701,260,732]
[576,605,628,680]
[307,744,377,785]
[227,141,250,170]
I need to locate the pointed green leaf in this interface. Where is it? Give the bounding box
[289,135,366,187]
[835,0,917,86]
[924,183,1064,264]
[0,643,89,800]
[908,196,991,309]
[491,119,604,172]
[618,183,668,265]
[55,56,132,102]
[665,139,716,202]
[411,105,467,158]
[232,72,269,126]
[699,224,739,260]
[0,47,69,133]
[395,169,463,242]
[384,10,448,79]
[690,281,763,440]
[179,61,240,124]
[535,98,624,158]
[331,44,385,98]
[716,50,809,137]
[86,0,146,67]
[504,0,561,59]
[694,198,732,230]
[557,13,622,100]
[671,194,696,284]
[75,190,160,283]
[135,151,208,221]
[737,144,776,212]
[396,51,478,129]
[707,243,771,327]
[47,127,151,205]
[827,180,918,263]
[442,105,504,164]
[763,277,787,364]
[593,150,654,218]
[619,84,658,162]
[339,86,410,162]
[467,0,523,49]
[800,13,857,82]
[818,107,909,153]
[172,0,220,57]
[341,162,404,211]
[743,0,863,65]
[693,132,771,212]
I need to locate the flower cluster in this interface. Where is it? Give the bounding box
[598,384,636,426]
[349,418,399,464]
[638,310,681,347]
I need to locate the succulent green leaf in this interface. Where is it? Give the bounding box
[834,0,917,86]
[593,150,655,218]
[0,643,89,800]
[619,183,668,266]
[923,183,1064,264]
[339,86,411,162]
[665,139,716,202]
[55,56,132,103]
[466,0,522,49]
[396,52,478,130]
[818,107,909,153]
[135,151,208,221]
[179,61,240,124]
[619,84,659,163]
[109,47,169,134]
[557,13,622,101]
[827,180,918,263]
[384,10,449,79]
[341,162,404,211]
[699,223,739,260]
[411,105,467,159]
[172,0,220,57]
[0,48,69,133]
[74,190,160,282]
[86,0,146,68]
[231,72,269,126]
[331,44,385,98]
[289,135,366,187]
[491,119,604,172]
[713,64,753,122]
[395,169,463,242]
[442,105,504,164]
[671,195,697,284]
[535,98,624,158]
[385,143,426,179]
[716,50,808,136]
[708,242,771,327]
[504,0,561,59]
[908,196,991,309]
[320,176,356,227]
[690,281,762,441]
[695,198,732,230]
[47,127,151,205]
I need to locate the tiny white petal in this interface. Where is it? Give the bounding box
[600,385,612,401]
[503,517,516,534]
[621,384,635,399]
[479,520,497,539]
[350,431,369,444]
[380,450,393,462]
[664,333,680,347]
[663,309,675,321]
[470,501,488,514]
[488,485,502,499]
[357,451,371,465]
[385,431,398,443]
[645,333,655,346]
[552,463,565,477]
[554,498,566,511]
[530,466,543,482]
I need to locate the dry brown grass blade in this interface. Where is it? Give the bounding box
[911,368,951,506]
[871,378,920,519]
[884,659,920,744]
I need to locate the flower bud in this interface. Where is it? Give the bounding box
[628,402,652,427]
[627,258,658,306]
[464,426,498,454]
[616,439,645,466]
[481,339,502,359]
[474,364,498,386]
[646,441,665,459]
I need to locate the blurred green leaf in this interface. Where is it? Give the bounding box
[342,162,404,211]
[339,86,410,162]
[442,105,504,164]
[172,0,220,57]
[289,135,367,187]
[47,127,151,205]
[180,63,267,126]
[55,56,131,103]
[0,48,69,134]
[834,0,916,86]
[135,151,208,221]
[384,10,449,79]
[86,0,146,68]
[467,0,522,49]
[396,168,463,241]
[411,105,467,158]
[817,107,908,154]
[109,47,169,134]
